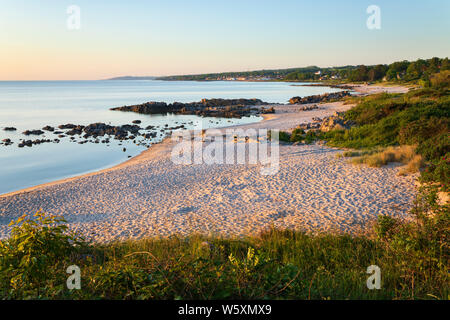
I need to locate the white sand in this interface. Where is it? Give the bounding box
[349,83,412,95]
[0,84,416,242]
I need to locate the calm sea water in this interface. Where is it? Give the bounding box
[0,80,341,194]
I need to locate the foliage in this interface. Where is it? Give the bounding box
[321,81,449,190]
[420,154,450,192]
[271,128,318,145]
[158,57,449,84]
[0,211,85,298]
[430,70,450,89]
[373,186,449,298]
[0,206,448,300]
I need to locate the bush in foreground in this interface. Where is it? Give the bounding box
[0,195,448,300]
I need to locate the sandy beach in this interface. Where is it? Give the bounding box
[0,84,416,242]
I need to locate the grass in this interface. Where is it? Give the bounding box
[0,198,448,300]
[322,83,449,191]
[341,145,424,175]
[271,128,318,144]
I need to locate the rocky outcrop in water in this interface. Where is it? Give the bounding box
[42,126,55,132]
[18,138,55,148]
[22,129,45,136]
[289,91,351,105]
[1,138,13,146]
[110,98,269,118]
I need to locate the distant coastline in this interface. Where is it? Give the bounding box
[107,76,157,80]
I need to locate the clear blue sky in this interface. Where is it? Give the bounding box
[1,0,449,80]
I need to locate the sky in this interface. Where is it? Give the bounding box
[0,0,449,80]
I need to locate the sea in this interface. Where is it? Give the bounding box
[0,80,342,194]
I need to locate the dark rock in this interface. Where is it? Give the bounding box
[110,98,269,118]
[299,105,319,111]
[23,129,44,136]
[4,127,17,131]
[260,106,275,114]
[66,129,83,136]
[58,124,78,129]
[319,112,355,132]
[289,91,351,105]
[42,126,55,132]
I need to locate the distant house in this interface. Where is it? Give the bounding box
[315,70,322,75]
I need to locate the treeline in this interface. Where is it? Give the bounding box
[284,57,450,83]
[157,66,322,81]
[158,57,449,84]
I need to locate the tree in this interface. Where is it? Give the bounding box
[349,65,369,82]
[405,59,428,81]
[368,64,388,81]
[386,61,410,81]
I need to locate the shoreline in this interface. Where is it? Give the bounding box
[0,82,357,198]
[0,102,341,199]
[0,84,416,242]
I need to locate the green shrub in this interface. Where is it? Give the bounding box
[430,70,450,89]
[322,86,449,187]
[290,128,304,142]
[304,130,318,144]
[278,131,291,142]
[417,133,450,161]
[374,215,398,241]
[421,154,450,192]
[0,211,85,298]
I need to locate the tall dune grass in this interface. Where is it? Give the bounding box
[344,145,424,174]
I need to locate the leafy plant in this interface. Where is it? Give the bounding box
[0,211,85,298]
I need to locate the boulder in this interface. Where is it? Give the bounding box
[22,129,44,136]
[289,91,351,105]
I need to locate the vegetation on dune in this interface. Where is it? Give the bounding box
[0,199,448,300]
[321,77,449,191]
[270,128,318,144]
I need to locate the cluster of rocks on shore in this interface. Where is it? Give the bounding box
[294,111,355,133]
[289,91,351,105]
[318,112,355,132]
[298,105,320,111]
[111,98,272,118]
